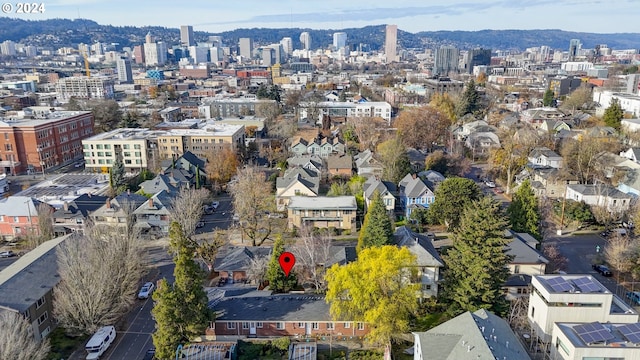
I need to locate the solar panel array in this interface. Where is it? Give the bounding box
[546,277,574,292]
[618,323,640,344]
[573,277,603,293]
[574,322,615,344]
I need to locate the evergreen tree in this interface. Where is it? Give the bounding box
[152,222,211,358]
[427,177,482,231]
[603,98,624,130]
[357,191,394,252]
[456,79,480,117]
[266,235,298,293]
[195,167,201,189]
[443,197,512,316]
[110,154,126,195]
[507,180,541,239]
[543,89,555,107]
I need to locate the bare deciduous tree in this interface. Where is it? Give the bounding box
[507,296,530,332]
[169,187,209,239]
[196,229,227,272]
[0,311,50,360]
[246,255,270,289]
[347,116,387,151]
[605,234,633,282]
[542,244,568,274]
[294,227,333,292]
[36,202,54,241]
[53,225,145,336]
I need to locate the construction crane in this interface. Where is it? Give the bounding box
[82,50,90,77]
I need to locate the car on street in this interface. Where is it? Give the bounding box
[211,201,220,209]
[137,282,155,300]
[74,161,85,168]
[592,264,613,277]
[484,180,496,188]
[196,221,205,228]
[142,348,156,360]
[627,291,640,305]
[0,250,16,258]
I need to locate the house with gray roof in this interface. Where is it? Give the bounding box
[412,309,530,360]
[276,168,320,211]
[398,174,435,218]
[90,192,148,229]
[528,147,563,169]
[287,155,323,173]
[565,184,632,214]
[0,196,51,241]
[354,149,383,177]
[393,226,443,299]
[287,196,357,232]
[0,234,73,342]
[138,174,180,195]
[417,170,445,188]
[213,246,272,284]
[363,176,397,213]
[506,232,548,276]
[133,190,174,237]
[52,194,109,236]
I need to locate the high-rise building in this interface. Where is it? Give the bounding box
[24,45,37,57]
[239,38,253,59]
[384,25,398,63]
[189,46,208,64]
[434,45,460,76]
[145,32,153,44]
[55,76,115,100]
[208,36,223,46]
[262,48,275,66]
[464,48,492,74]
[0,40,16,56]
[333,32,347,49]
[116,58,133,83]
[180,25,195,47]
[280,37,293,57]
[91,42,103,56]
[133,45,145,64]
[300,32,311,51]
[144,41,167,66]
[210,47,224,63]
[569,39,581,61]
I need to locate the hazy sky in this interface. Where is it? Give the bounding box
[6,0,640,33]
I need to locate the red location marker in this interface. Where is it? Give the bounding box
[278,252,296,276]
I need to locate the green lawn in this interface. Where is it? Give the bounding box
[47,327,88,360]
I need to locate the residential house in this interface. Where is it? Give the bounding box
[162,151,206,174]
[504,232,548,300]
[52,194,109,236]
[161,151,206,188]
[528,274,638,343]
[325,154,352,178]
[138,174,181,195]
[406,148,427,172]
[289,136,345,158]
[0,196,49,241]
[275,168,320,211]
[398,174,435,218]
[565,184,632,214]
[451,120,496,141]
[363,176,397,212]
[417,170,445,189]
[90,192,149,228]
[213,246,272,283]
[412,309,530,360]
[353,150,383,177]
[209,293,370,338]
[132,190,174,237]
[594,151,640,179]
[326,245,358,267]
[287,155,323,173]
[618,168,640,196]
[0,234,73,341]
[528,147,563,169]
[620,147,640,163]
[527,168,578,199]
[539,119,571,134]
[287,196,357,231]
[465,131,501,155]
[551,321,640,360]
[520,107,567,128]
[393,226,443,299]
[504,274,533,301]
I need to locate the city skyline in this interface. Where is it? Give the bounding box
[3,0,639,34]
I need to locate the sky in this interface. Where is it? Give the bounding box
[5,0,640,34]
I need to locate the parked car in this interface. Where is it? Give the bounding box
[138,282,155,300]
[485,180,496,188]
[196,221,205,228]
[0,250,16,258]
[74,161,85,168]
[142,348,156,360]
[627,291,640,305]
[211,201,220,209]
[592,264,613,277]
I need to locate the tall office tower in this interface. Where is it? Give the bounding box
[280,37,293,56]
[157,42,168,65]
[464,48,491,73]
[144,41,167,66]
[0,40,16,56]
[384,25,398,63]
[133,45,145,64]
[569,39,581,61]
[333,32,347,49]
[91,42,103,55]
[145,32,153,44]
[540,45,551,62]
[78,43,90,56]
[434,45,460,76]
[262,48,275,66]
[116,58,133,83]
[24,45,37,57]
[239,38,253,59]
[189,46,208,63]
[180,25,195,47]
[300,32,311,50]
[209,36,223,46]
[210,47,224,63]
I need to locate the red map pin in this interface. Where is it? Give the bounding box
[278,252,296,276]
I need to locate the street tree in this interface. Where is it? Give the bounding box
[488,133,529,194]
[357,191,394,252]
[153,222,211,359]
[90,99,123,133]
[325,245,419,345]
[542,244,568,274]
[428,177,482,231]
[456,79,480,117]
[109,154,127,196]
[54,224,144,336]
[347,116,387,151]
[377,135,412,184]
[196,229,227,273]
[228,166,277,246]
[603,98,624,130]
[25,202,54,249]
[429,92,457,124]
[294,226,333,292]
[443,196,512,316]
[560,86,594,112]
[266,235,298,293]
[604,234,633,282]
[543,89,555,107]
[168,187,209,239]
[507,180,541,239]
[560,135,610,184]
[205,146,238,192]
[0,311,50,360]
[395,106,450,151]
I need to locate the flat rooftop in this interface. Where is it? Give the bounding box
[15,173,110,207]
[536,274,611,294]
[0,109,91,127]
[84,128,162,141]
[558,322,640,349]
[161,122,244,137]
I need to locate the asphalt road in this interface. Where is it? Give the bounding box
[195,193,234,234]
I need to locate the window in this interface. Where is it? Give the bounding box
[123,152,131,157]
[37,312,48,325]
[36,296,46,309]
[344,322,351,328]
[276,322,285,330]
[242,322,249,329]
[257,322,263,328]
[4,133,8,140]
[134,144,141,149]
[312,322,319,330]
[421,284,432,291]
[514,265,520,273]
[96,144,103,149]
[297,322,305,328]
[5,144,12,151]
[226,322,236,329]
[13,216,19,223]
[327,323,335,330]
[357,322,365,330]
[531,306,535,317]
[123,144,130,149]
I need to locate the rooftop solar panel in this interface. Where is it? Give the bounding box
[574,322,615,344]
[572,277,603,293]
[547,276,574,292]
[619,323,640,344]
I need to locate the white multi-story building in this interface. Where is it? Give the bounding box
[561,61,594,72]
[0,40,16,56]
[298,101,393,125]
[144,42,167,66]
[280,37,292,57]
[528,275,638,343]
[593,90,640,117]
[55,76,115,100]
[116,58,133,84]
[551,321,640,359]
[332,32,347,49]
[82,128,163,172]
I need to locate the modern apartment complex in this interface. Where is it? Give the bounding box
[156,122,244,159]
[54,76,115,101]
[198,97,278,118]
[0,107,94,175]
[298,101,393,124]
[82,128,163,173]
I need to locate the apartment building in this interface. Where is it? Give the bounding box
[298,101,393,125]
[198,97,278,118]
[156,122,244,159]
[54,76,115,101]
[0,107,94,175]
[528,275,638,343]
[82,128,162,173]
[287,196,357,231]
[551,321,640,359]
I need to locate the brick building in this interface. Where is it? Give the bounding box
[0,107,94,175]
[0,196,50,241]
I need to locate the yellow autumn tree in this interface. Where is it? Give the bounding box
[205,146,238,191]
[428,93,457,124]
[325,246,419,345]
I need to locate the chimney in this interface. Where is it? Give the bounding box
[148,198,153,208]
[106,199,111,209]
[412,173,417,179]
[415,237,419,244]
[63,201,69,212]
[127,189,131,195]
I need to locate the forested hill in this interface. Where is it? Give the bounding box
[1,17,638,51]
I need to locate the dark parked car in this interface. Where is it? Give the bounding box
[142,348,155,360]
[592,264,613,277]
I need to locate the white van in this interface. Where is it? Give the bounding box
[85,325,116,360]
